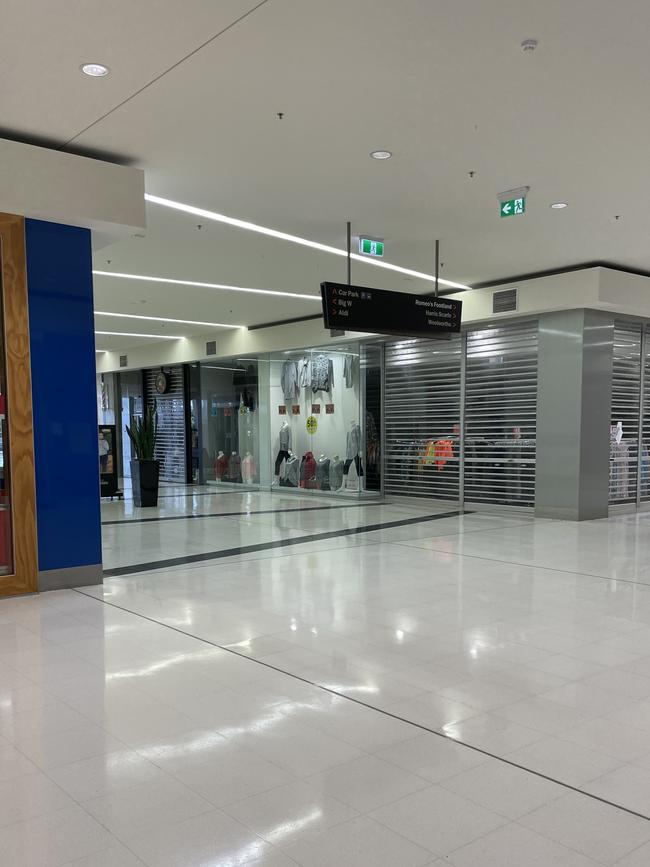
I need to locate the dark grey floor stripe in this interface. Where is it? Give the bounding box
[102,501,385,527]
[102,510,467,577]
[74,587,650,825]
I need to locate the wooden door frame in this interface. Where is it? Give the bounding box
[0,213,38,596]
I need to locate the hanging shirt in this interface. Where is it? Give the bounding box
[298,357,310,388]
[310,355,334,393]
[343,355,356,388]
[281,360,299,401]
[433,439,454,470]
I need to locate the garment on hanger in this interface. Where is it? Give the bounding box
[298,356,310,388]
[310,354,334,393]
[242,454,256,482]
[281,360,299,402]
[366,412,379,468]
[329,457,344,490]
[233,364,257,410]
[227,453,242,483]
[343,355,356,388]
[346,423,361,460]
[300,451,317,488]
[316,457,331,490]
[433,439,454,470]
[421,440,436,467]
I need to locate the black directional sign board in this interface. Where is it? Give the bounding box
[321,282,462,338]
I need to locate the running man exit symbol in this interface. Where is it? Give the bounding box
[500,197,526,218]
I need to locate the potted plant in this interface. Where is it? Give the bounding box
[126,402,160,507]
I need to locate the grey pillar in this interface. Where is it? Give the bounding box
[535,309,613,520]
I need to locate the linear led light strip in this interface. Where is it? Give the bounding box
[94,310,244,328]
[93,270,318,302]
[144,193,472,291]
[95,330,182,340]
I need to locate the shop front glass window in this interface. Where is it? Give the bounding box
[268,342,379,498]
[200,358,260,488]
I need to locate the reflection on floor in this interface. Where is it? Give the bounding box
[3,490,650,864]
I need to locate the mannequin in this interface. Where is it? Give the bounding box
[329,453,343,491]
[242,451,256,483]
[342,420,363,489]
[316,454,331,491]
[273,421,292,485]
[215,450,228,482]
[228,451,242,483]
[283,450,300,488]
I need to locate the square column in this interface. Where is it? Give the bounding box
[535,309,613,520]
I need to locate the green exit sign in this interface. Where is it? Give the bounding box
[359,237,384,257]
[500,197,526,218]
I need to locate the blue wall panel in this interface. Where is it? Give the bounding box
[25,219,102,572]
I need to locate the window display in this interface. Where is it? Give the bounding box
[200,359,260,487]
[266,342,379,498]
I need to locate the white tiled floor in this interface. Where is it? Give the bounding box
[5,492,650,863]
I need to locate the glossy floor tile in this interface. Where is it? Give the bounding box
[4,492,650,863]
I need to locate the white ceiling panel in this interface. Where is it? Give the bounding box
[5,0,650,356]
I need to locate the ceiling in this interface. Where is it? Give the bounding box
[3,0,650,352]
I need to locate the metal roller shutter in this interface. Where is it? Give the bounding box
[464,322,538,508]
[385,337,462,501]
[642,328,650,503]
[610,324,642,505]
[145,367,186,483]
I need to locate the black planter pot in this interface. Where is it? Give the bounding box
[130,460,160,507]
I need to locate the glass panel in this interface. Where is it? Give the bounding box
[199,358,260,488]
[0,263,13,575]
[268,342,376,497]
[119,371,143,480]
[97,372,117,425]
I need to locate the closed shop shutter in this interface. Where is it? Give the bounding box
[464,321,538,508]
[610,324,642,505]
[384,336,462,501]
[641,327,650,503]
[145,367,186,483]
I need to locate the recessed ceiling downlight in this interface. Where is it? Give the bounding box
[81,63,109,77]
[370,150,392,160]
[550,202,568,209]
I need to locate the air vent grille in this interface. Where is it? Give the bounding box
[206,340,217,356]
[493,288,518,314]
[119,355,128,368]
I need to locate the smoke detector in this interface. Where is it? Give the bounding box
[521,39,538,52]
